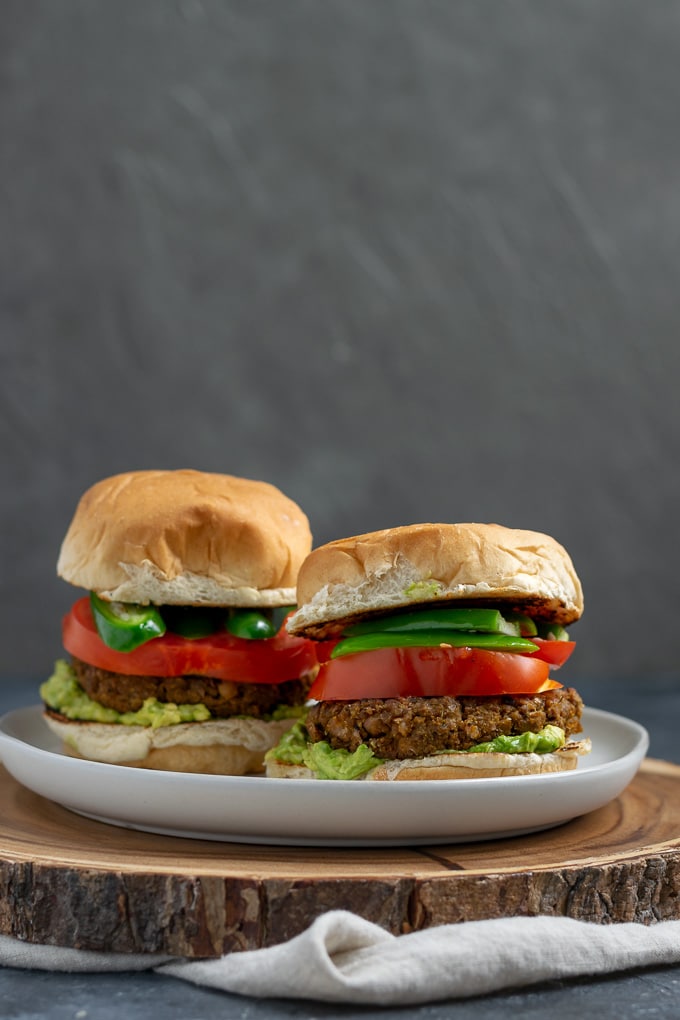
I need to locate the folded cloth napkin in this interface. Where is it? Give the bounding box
[4,911,680,1004]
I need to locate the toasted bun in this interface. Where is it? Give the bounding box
[57,469,312,607]
[43,712,299,775]
[266,739,592,781]
[288,522,583,635]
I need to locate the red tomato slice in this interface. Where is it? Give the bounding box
[63,597,319,685]
[308,645,562,701]
[528,638,576,669]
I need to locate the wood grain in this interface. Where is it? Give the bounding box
[1,759,680,957]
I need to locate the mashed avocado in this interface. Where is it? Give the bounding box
[42,659,212,727]
[264,721,384,780]
[403,580,443,600]
[457,725,566,755]
[41,660,305,727]
[265,720,309,765]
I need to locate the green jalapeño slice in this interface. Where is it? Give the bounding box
[225,607,295,640]
[343,606,522,638]
[89,592,166,652]
[330,630,539,659]
[332,606,541,659]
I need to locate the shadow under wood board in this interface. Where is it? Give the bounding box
[1,758,680,957]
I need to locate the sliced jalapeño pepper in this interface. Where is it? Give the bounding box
[330,630,539,659]
[89,592,166,652]
[507,613,538,637]
[536,622,570,641]
[226,609,278,640]
[343,606,522,638]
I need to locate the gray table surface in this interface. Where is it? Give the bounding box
[2,673,680,1019]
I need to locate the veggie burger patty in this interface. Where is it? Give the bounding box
[67,656,311,719]
[305,687,584,761]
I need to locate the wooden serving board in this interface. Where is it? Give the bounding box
[2,758,680,958]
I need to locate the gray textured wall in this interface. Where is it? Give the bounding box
[2,1,679,682]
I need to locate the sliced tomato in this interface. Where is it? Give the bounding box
[308,644,561,701]
[62,597,319,684]
[528,638,576,669]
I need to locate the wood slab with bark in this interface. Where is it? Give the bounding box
[1,759,679,957]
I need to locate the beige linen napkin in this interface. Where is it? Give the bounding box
[4,911,680,1004]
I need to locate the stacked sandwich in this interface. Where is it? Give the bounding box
[265,522,590,780]
[41,469,318,774]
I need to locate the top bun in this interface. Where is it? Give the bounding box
[57,470,312,607]
[288,522,583,636]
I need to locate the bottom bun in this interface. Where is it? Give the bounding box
[44,712,299,775]
[266,738,592,781]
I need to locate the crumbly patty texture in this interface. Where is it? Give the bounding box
[71,658,313,718]
[305,688,584,759]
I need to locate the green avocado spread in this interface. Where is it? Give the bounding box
[41,660,306,727]
[458,725,566,755]
[41,660,212,727]
[264,721,385,780]
[403,580,443,601]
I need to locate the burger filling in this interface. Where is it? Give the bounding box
[41,595,319,729]
[265,690,583,779]
[266,602,587,779]
[41,659,310,727]
[305,688,583,760]
[70,657,310,718]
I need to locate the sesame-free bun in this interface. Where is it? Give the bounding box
[265,738,592,781]
[57,469,312,607]
[288,522,583,636]
[43,712,298,775]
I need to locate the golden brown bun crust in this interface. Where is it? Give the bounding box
[57,469,312,606]
[265,739,592,780]
[64,741,267,775]
[288,522,583,635]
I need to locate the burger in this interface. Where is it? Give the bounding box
[41,469,319,774]
[265,522,591,780]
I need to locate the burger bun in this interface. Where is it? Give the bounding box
[289,522,583,636]
[57,469,312,607]
[43,712,300,775]
[265,738,592,781]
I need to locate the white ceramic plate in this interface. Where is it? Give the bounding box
[0,705,648,846]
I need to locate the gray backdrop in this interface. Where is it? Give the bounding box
[2,1,679,683]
